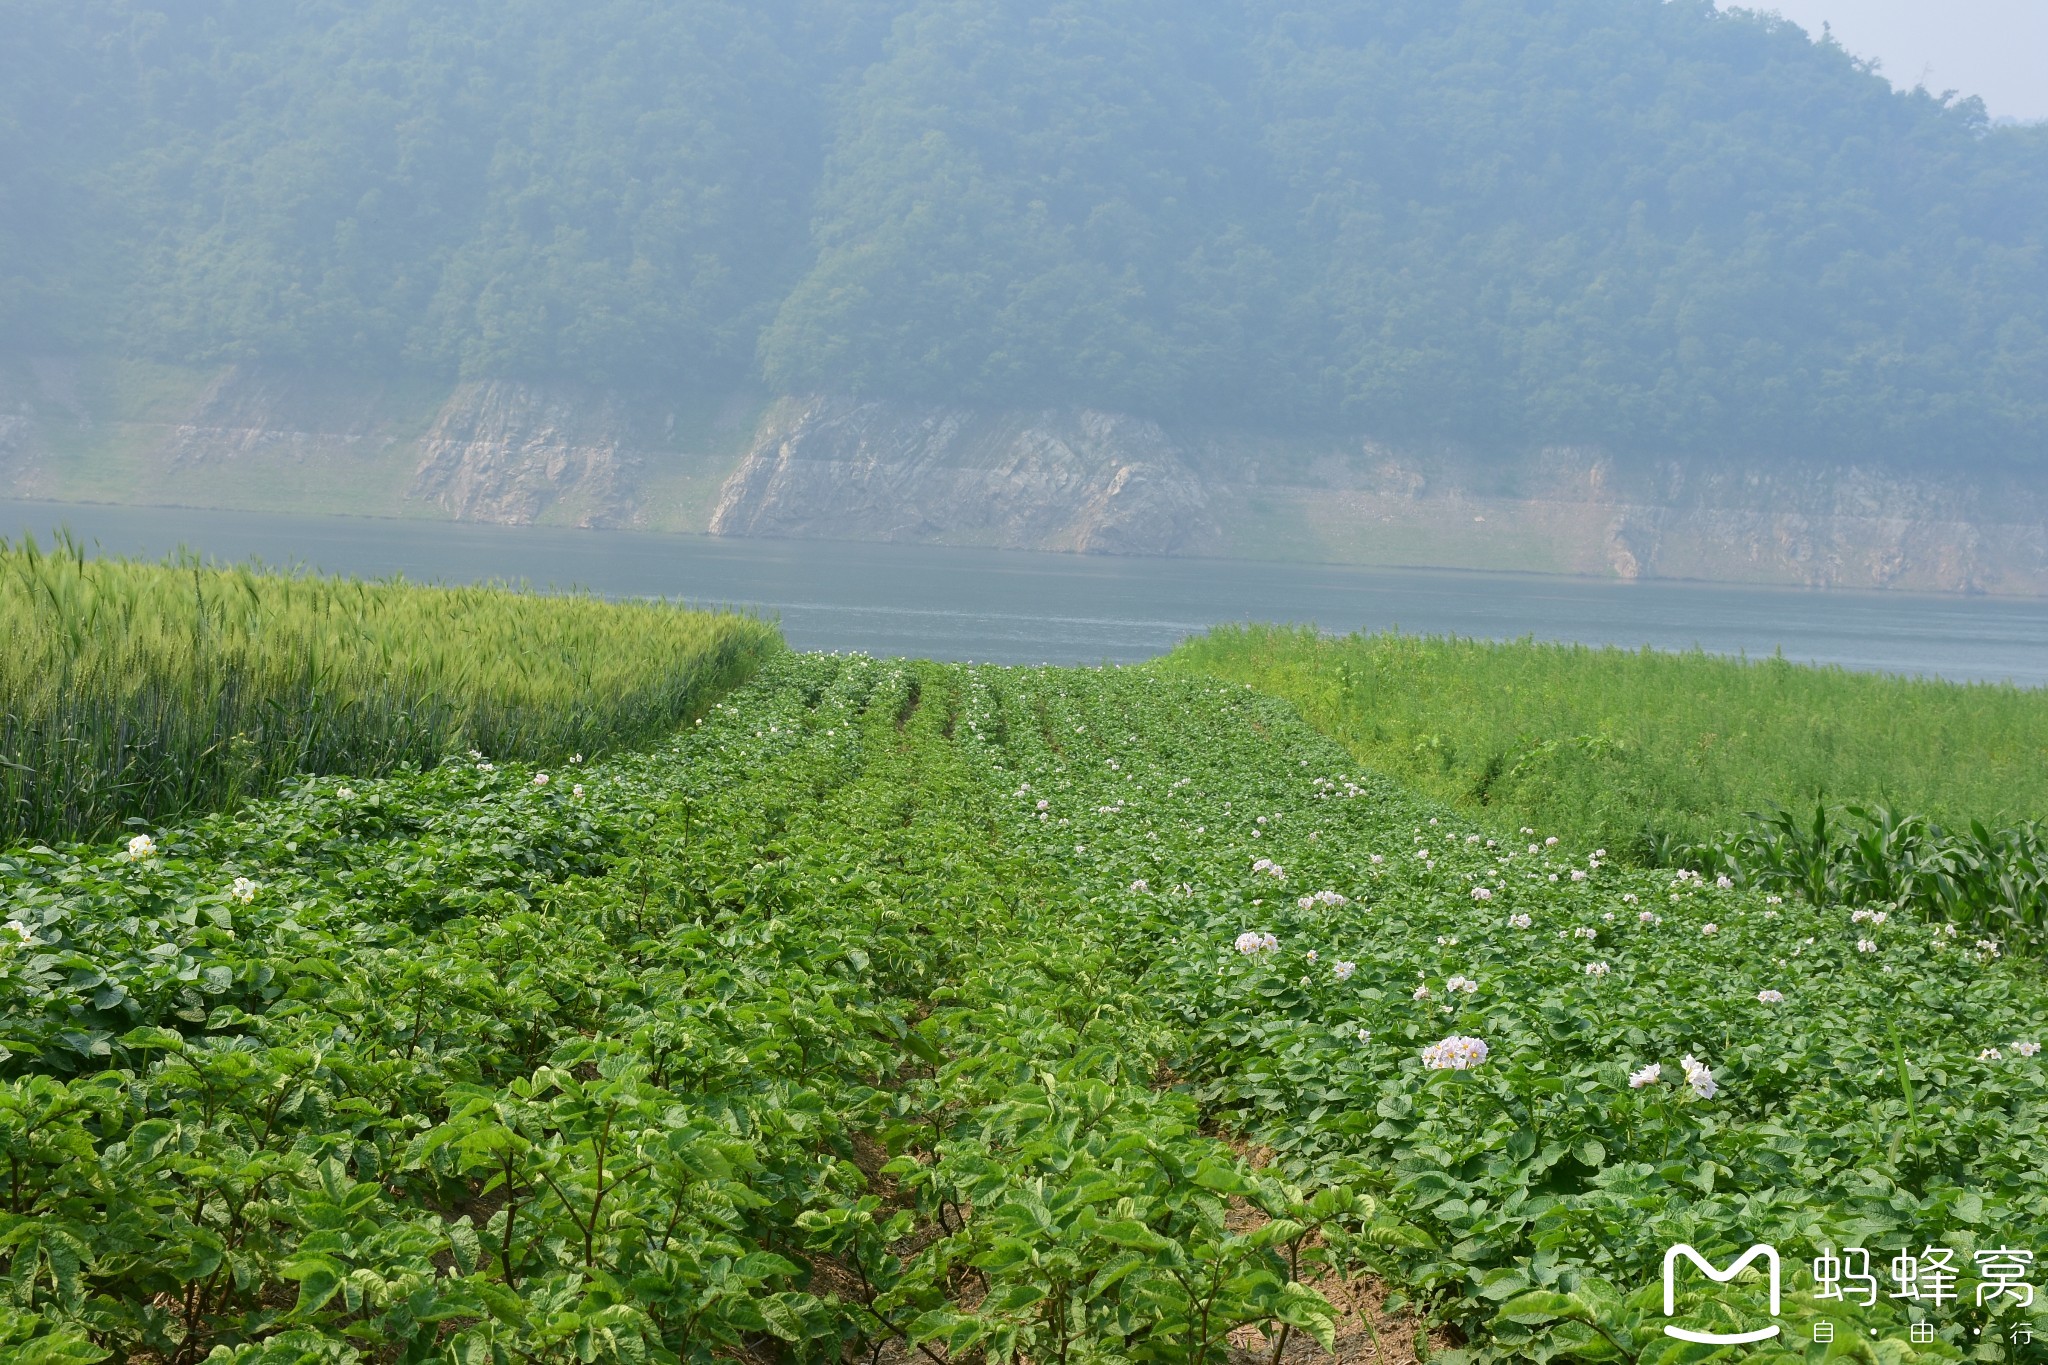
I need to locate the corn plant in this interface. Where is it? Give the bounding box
[1707,801,2048,955]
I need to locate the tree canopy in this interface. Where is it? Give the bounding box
[4,0,2044,464]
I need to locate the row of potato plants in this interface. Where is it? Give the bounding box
[972,666,2048,1362]
[0,654,1375,1363]
[9,650,2048,1362]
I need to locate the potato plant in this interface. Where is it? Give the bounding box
[975,668,2048,1362]
[0,657,1363,1362]
[2,653,2044,1362]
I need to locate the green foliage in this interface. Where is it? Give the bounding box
[1687,802,2048,957]
[0,534,779,844]
[8,1,2048,462]
[0,3,135,349]
[0,655,1372,1362]
[45,0,870,385]
[758,0,1266,417]
[980,664,2048,1360]
[5,651,2045,1359]
[1169,625,2048,857]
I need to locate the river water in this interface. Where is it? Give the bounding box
[8,498,2047,687]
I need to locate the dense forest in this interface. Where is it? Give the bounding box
[4,0,2045,465]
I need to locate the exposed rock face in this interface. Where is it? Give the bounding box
[706,399,2046,590]
[410,381,638,527]
[158,365,397,467]
[3,353,2043,594]
[710,396,1216,555]
[1551,454,2045,594]
[1155,437,2046,594]
[0,359,87,488]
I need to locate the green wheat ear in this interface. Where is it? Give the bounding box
[0,535,778,845]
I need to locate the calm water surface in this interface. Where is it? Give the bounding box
[8,498,2048,687]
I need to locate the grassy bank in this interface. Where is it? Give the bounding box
[1170,624,2048,857]
[0,535,779,844]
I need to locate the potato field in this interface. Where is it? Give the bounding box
[2,653,2044,1363]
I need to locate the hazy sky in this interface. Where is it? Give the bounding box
[1728,0,2048,121]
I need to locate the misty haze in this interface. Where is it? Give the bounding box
[4,4,2046,1362]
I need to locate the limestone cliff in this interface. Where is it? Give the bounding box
[158,365,403,467]
[709,397,1216,555]
[3,353,2044,594]
[702,401,2046,592]
[409,381,639,527]
[1168,440,2048,594]
[1593,459,2046,594]
[0,360,744,531]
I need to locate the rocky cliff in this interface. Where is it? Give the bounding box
[1592,459,2046,593]
[3,354,2044,594]
[1171,440,2048,594]
[0,359,744,530]
[157,365,403,468]
[706,398,2047,592]
[409,381,641,526]
[709,397,1216,555]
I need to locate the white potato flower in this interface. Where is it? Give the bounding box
[1421,1035,1488,1070]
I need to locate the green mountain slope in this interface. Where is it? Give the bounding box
[4,0,2044,465]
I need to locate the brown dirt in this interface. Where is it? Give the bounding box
[1225,1274,1459,1364]
[1217,1142,1453,1364]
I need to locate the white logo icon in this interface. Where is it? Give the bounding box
[1663,1243,1783,1344]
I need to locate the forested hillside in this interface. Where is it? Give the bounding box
[5,0,2045,466]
